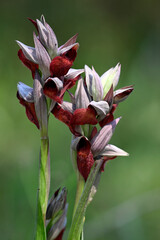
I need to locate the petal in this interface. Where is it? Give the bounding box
[76,137,94,181]
[71,136,84,151]
[18,49,39,78]
[75,77,91,109]
[43,77,63,103]
[60,101,73,113]
[103,84,113,106]
[95,144,129,157]
[51,104,81,136]
[33,70,48,128]
[91,117,121,156]
[85,65,103,101]
[58,33,78,51]
[33,33,51,80]
[16,41,38,64]
[99,104,117,127]
[17,82,34,102]
[89,101,109,120]
[51,104,72,126]
[101,63,121,97]
[65,68,84,80]
[114,85,134,103]
[17,92,39,129]
[50,56,73,77]
[63,69,84,90]
[61,43,79,62]
[36,18,58,58]
[46,187,67,220]
[71,106,98,126]
[47,204,68,240]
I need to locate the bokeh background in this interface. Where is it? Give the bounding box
[0,0,160,239]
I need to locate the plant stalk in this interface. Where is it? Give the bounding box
[67,160,103,240]
[35,128,50,240]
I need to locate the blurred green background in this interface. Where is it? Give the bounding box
[0,0,160,239]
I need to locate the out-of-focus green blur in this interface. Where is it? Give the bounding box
[0,0,160,239]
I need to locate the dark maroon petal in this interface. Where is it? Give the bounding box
[18,49,39,79]
[50,56,73,77]
[51,104,72,126]
[17,92,39,129]
[64,75,80,90]
[62,44,78,62]
[43,79,62,104]
[99,104,117,128]
[114,85,134,104]
[77,137,94,181]
[51,104,81,136]
[103,84,113,106]
[59,33,78,51]
[71,106,98,126]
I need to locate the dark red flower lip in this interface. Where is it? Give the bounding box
[52,103,98,136]
[17,92,39,129]
[76,137,94,181]
[18,49,39,79]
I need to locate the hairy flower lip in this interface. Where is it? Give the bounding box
[76,137,94,181]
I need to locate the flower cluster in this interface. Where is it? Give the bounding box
[17,15,82,130]
[16,15,133,240]
[52,64,133,181]
[17,15,133,182]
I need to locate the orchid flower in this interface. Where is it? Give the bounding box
[16,15,84,128]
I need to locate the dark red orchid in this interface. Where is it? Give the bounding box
[71,117,128,181]
[43,69,83,104]
[50,45,78,78]
[52,103,98,136]
[76,137,94,181]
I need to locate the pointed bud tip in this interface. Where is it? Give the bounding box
[115,116,122,124]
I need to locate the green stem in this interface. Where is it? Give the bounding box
[73,173,85,217]
[67,160,103,240]
[35,129,50,240]
[71,149,85,240]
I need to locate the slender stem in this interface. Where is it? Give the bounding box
[71,148,85,240]
[35,128,50,240]
[67,160,103,240]
[73,173,85,217]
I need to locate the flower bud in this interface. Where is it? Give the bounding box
[101,63,121,98]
